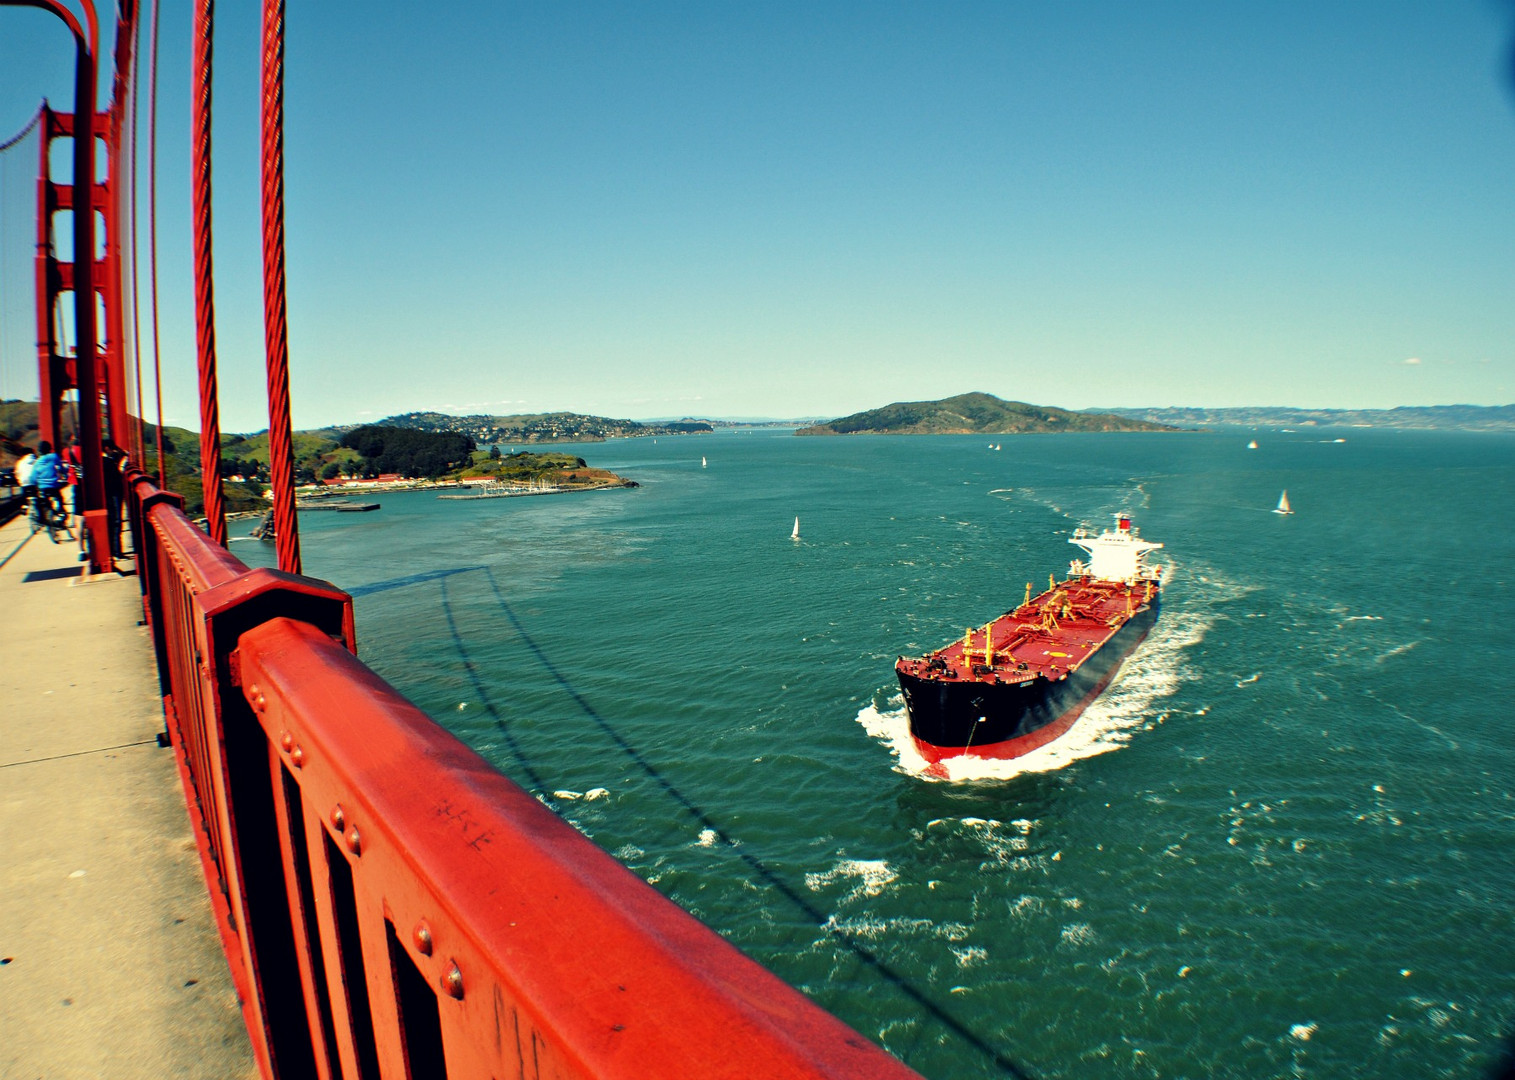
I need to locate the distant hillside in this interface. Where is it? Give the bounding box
[380,411,712,444]
[2,398,70,456]
[797,393,1180,436]
[1098,405,1515,432]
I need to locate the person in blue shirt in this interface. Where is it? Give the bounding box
[29,440,72,538]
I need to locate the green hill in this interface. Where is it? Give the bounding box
[797,392,1180,436]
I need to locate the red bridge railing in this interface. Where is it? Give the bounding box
[126,464,921,1080]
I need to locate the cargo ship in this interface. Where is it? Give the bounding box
[895,515,1163,767]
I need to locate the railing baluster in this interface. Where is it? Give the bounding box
[270,760,341,1080]
[323,833,383,1080]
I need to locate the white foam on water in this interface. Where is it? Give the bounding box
[1375,640,1420,663]
[951,945,988,967]
[814,913,971,948]
[1059,922,1097,947]
[553,786,610,802]
[804,858,898,900]
[926,816,1037,866]
[858,602,1211,782]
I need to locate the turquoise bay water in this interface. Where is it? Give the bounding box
[238,428,1515,1079]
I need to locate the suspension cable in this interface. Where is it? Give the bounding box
[0,105,45,405]
[191,0,226,543]
[261,0,300,573]
[148,0,163,485]
[128,7,146,467]
[0,102,45,151]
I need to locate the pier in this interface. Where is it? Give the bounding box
[293,501,381,512]
[436,484,563,500]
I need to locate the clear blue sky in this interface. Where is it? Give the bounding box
[2,2,1513,432]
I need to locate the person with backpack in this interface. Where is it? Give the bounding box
[29,441,72,541]
[64,436,84,517]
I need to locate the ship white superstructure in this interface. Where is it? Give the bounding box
[1067,515,1163,585]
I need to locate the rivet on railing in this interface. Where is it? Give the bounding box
[280,731,293,752]
[442,962,464,1000]
[249,685,266,712]
[346,826,362,855]
[413,921,433,956]
[290,745,305,769]
[330,804,345,832]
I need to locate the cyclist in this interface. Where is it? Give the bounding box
[29,440,71,540]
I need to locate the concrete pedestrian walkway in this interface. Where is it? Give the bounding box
[0,515,256,1079]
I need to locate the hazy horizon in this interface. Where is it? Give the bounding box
[10,393,1514,441]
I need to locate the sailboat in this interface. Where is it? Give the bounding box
[1247,440,1258,449]
[701,456,707,468]
[1272,491,1293,515]
[791,516,800,541]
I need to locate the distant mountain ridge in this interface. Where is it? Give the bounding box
[797,393,1179,436]
[1096,405,1515,432]
[379,411,712,444]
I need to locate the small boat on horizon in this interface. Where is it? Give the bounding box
[791,516,800,541]
[702,456,707,467]
[1247,440,1258,449]
[1272,491,1293,515]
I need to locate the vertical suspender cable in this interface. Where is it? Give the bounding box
[191,0,225,543]
[148,0,164,485]
[0,107,46,399]
[128,5,146,467]
[260,0,300,573]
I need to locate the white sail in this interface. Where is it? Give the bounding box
[1247,440,1258,449]
[1273,490,1292,515]
[701,456,707,467]
[791,516,800,540]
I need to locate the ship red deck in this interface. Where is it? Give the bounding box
[896,577,1158,687]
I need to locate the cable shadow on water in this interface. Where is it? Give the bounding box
[440,564,1038,1080]
[349,564,486,598]
[435,575,552,796]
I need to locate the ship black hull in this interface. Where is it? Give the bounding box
[897,598,1158,762]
